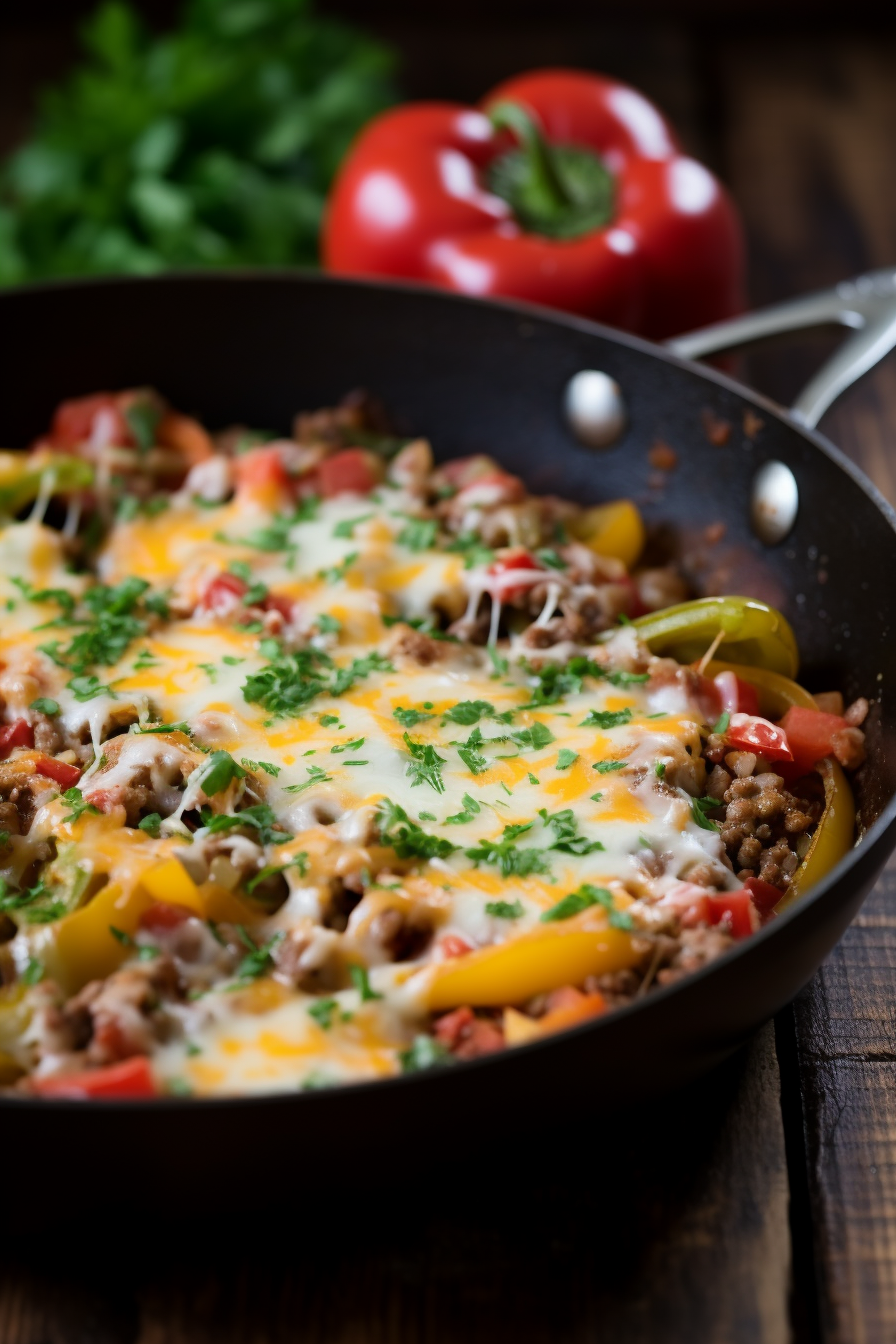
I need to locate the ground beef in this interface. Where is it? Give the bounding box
[713,772,822,890]
[384,623,448,666]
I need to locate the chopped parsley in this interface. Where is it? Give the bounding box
[242,647,392,718]
[333,513,374,539]
[240,757,280,777]
[655,761,666,779]
[690,796,722,832]
[538,807,605,856]
[60,787,101,826]
[465,823,551,878]
[308,997,347,1030]
[399,1035,452,1072]
[443,699,513,726]
[445,793,481,825]
[29,697,59,716]
[457,726,489,775]
[246,851,308,894]
[138,813,162,837]
[230,927,284,986]
[541,883,632,928]
[579,707,633,729]
[594,760,627,774]
[197,751,246,797]
[396,516,439,552]
[485,899,524,919]
[135,720,192,736]
[376,800,458,861]
[330,737,365,754]
[317,551,358,583]
[67,674,117,702]
[555,748,578,770]
[315,612,341,635]
[201,803,291,846]
[284,764,333,794]
[535,547,567,570]
[712,710,731,735]
[511,722,556,751]
[349,964,383,1001]
[403,732,447,793]
[393,705,434,728]
[22,956,45,985]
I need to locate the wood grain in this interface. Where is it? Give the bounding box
[0,1027,790,1344]
[721,30,896,1342]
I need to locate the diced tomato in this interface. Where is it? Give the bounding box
[234,445,294,496]
[456,468,526,508]
[778,705,847,775]
[261,593,296,622]
[0,719,34,759]
[438,454,499,487]
[317,447,380,497]
[138,901,194,934]
[726,712,793,762]
[202,571,248,615]
[621,574,648,619]
[707,890,758,939]
[439,934,472,959]
[433,1005,474,1045]
[33,756,81,787]
[714,670,761,717]
[743,876,782,922]
[433,1005,503,1059]
[487,549,544,602]
[47,392,130,451]
[30,1055,158,1100]
[691,672,723,725]
[83,787,118,814]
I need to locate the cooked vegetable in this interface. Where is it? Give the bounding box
[632,597,800,678]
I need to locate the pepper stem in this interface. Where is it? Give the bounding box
[486,100,615,241]
[488,101,574,214]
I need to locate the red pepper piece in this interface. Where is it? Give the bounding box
[234,445,294,496]
[34,756,82,788]
[439,934,473,959]
[707,890,758,939]
[486,549,544,603]
[47,392,131,452]
[777,706,848,775]
[139,902,195,934]
[743,876,782,922]
[725,713,793,763]
[30,1056,158,1100]
[317,448,380,498]
[324,68,744,340]
[202,571,248,615]
[0,719,34,759]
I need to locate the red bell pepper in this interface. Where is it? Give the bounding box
[30,1055,158,1100]
[777,705,848,775]
[725,713,794,763]
[0,719,34,759]
[324,68,744,339]
[34,755,82,788]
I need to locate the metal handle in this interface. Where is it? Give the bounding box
[665,268,896,428]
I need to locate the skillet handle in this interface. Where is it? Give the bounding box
[665,268,896,428]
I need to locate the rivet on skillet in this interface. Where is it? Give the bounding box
[563,370,627,448]
[750,459,799,545]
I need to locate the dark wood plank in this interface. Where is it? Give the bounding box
[0,1026,790,1344]
[720,30,896,1342]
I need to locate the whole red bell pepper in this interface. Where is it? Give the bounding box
[324,68,745,339]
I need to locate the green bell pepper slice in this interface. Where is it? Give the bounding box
[630,596,799,679]
[0,452,93,517]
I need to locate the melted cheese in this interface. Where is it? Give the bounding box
[1,472,736,1098]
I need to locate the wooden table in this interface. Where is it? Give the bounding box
[0,8,895,1341]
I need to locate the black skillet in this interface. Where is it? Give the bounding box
[2,271,896,1205]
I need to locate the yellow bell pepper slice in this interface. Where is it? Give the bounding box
[427,921,641,1010]
[569,499,645,569]
[706,660,854,902]
[42,859,205,994]
[633,596,799,679]
[140,857,205,912]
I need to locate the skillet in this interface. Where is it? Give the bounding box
[1,270,895,1205]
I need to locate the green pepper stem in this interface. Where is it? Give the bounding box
[488,101,573,214]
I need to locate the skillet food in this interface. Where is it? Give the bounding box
[0,387,868,1099]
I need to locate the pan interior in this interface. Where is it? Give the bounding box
[2,272,894,832]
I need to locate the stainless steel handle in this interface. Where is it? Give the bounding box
[665,268,896,428]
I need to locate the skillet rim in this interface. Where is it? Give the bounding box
[1,267,894,1112]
